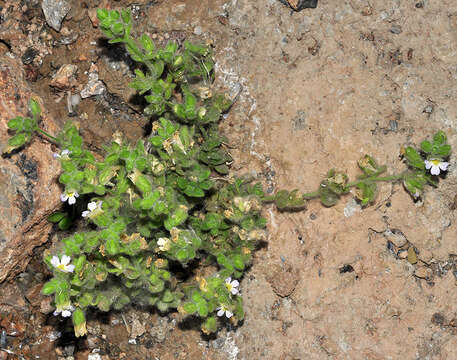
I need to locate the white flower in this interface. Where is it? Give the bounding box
[51,255,75,273]
[216,304,233,318]
[225,277,239,295]
[53,149,71,159]
[82,201,103,218]
[425,159,449,176]
[53,303,75,318]
[60,190,79,205]
[157,237,171,251]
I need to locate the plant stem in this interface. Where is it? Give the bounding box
[302,191,320,199]
[346,173,404,188]
[36,127,59,143]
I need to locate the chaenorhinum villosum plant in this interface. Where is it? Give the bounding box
[3,7,451,337]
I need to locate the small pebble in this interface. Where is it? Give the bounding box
[193,26,203,35]
[389,120,398,131]
[414,266,432,279]
[0,330,6,348]
[423,104,434,114]
[88,354,102,360]
[390,25,402,34]
[41,0,71,32]
[22,47,38,65]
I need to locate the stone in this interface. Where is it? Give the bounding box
[279,0,318,11]
[130,318,146,338]
[88,354,102,360]
[50,64,78,90]
[25,283,44,307]
[0,54,61,282]
[383,229,408,247]
[42,0,71,32]
[414,266,433,280]
[80,64,105,98]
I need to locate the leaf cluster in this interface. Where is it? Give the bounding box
[5,99,41,152]
[40,9,266,336]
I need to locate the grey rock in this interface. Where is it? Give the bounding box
[41,0,71,32]
[390,25,402,34]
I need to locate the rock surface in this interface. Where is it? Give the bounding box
[41,0,71,32]
[0,54,61,282]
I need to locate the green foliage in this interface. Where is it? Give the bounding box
[4,99,41,152]
[30,8,261,337]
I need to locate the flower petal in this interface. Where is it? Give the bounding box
[231,288,239,295]
[61,255,71,266]
[62,310,72,317]
[82,211,89,218]
[231,280,239,288]
[217,308,224,317]
[60,193,68,202]
[225,277,231,283]
[61,149,70,156]
[431,165,440,176]
[74,192,79,198]
[50,256,60,267]
[53,310,60,316]
[439,162,449,171]
[68,196,76,205]
[88,202,97,211]
[225,310,233,318]
[424,160,432,169]
[66,264,75,273]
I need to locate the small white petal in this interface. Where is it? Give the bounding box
[53,153,60,159]
[431,165,440,176]
[50,256,60,267]
[87,202,97,211]
[66,264,75,273]
[53,310,60,316]
[217,308,224,317]
[61,149,70,156]
[74,192,79,198]
[62,310,72,317]
[424,160,432,169]
[60,193,68,202]
[82,211,90,217]
[61,255,71,266]
[68,196,76,205]
[231,280,239,288]
[225,277,231,284]
[231,288,239,295]
[225,311,233,318]
[439,162,449,171]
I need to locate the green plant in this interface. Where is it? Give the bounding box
[4,8,451,337]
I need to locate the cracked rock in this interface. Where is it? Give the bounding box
[42,0,71,32]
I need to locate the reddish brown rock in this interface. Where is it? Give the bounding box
[0,54,61,282]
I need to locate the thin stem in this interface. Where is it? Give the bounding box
[36,128,59,143]
[302,191,320,199]
[346,173,404,188]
